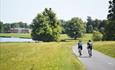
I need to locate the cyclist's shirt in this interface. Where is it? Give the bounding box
[87,42,93,50]
[78,42,83,50]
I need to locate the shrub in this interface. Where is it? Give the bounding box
[93,31,103,41]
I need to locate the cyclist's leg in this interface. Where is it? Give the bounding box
[78,48,82,56]
[89,49,92,56]
[88,49,90,55]
[88,49,91,56]
[90,49,92,56]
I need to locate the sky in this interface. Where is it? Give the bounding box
[0,0,109,24]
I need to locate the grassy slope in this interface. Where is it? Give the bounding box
[94,41,115,58]
[0,42,85,70]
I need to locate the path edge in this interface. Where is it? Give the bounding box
[72,45,87,70]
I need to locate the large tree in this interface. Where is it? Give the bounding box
[31,8,62,41]
[105,0,115,40]
[93,19,101,31]
[65,17,85,39]
[86,16,94,33]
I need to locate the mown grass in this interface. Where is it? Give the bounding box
[0,33,31,38]
[94,41,115,58]
[1,33,114,70]
[0,42,85,70]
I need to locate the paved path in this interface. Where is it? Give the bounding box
[72,44,115,70]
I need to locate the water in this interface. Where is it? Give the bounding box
[0,37,34,42]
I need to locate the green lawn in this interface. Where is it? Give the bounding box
[1,33,114,70]
[0,42,86,70]
[94,41,115,58]
[0,33,31,38]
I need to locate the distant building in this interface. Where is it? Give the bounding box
[10,28,30,33]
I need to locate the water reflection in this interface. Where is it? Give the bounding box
[0,37,34,42]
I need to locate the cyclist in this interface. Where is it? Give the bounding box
[87,40,93,57]
[78,40,83,56]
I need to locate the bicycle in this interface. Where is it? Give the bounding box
[88,48,92,57]
[78,48,82,56]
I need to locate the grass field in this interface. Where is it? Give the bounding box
[94,41,115,58]
[0,33,31,38]
[0,42,86,70]
[0,33,114,70]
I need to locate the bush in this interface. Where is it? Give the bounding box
[93,31,103,41]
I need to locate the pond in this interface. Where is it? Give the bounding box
[0,37,34,42]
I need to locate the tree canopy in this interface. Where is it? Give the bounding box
[31,8,62,41]
[107,0,115,20]
[104,0,115,40]
[65,17,85,39]
[86,16,94,33]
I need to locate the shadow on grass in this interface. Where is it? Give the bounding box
[60,38,79,42]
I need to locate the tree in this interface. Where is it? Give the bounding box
[86,16,94,33]
[0,21,4,33]
[105,0,115,40]
[99,20,108,34]
[65,17,85,39]
[87,24,93,33]
[31,8,62,41]
[104,21,115,40]
[107,0,115,20]
[93,19,101,31]
[60,19,67,34]
[3,23,11,33]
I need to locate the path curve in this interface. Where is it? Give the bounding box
[72,44,115,70]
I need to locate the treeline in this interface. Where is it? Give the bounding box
[60,17,108,38]
[0,22,30,33]
[31,8,112,42]
[31,0,114,41]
